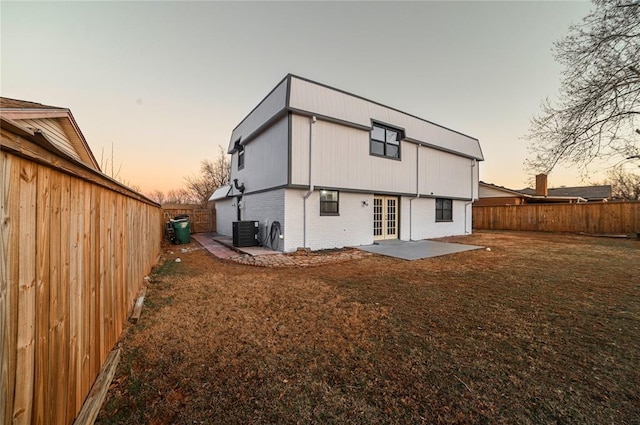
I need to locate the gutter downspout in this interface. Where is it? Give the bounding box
[302,116,316,248]
[409,144,420,240]
[464,159,477,234]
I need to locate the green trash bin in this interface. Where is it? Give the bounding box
[171,218,190,244]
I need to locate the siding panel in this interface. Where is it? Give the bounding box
[292,116,416,193]
[291,115,477,199]
[232,115,288,194]
[420,149,476,199]
[288,76,482,160]
[229,78,288,149]
[18,118,80,161]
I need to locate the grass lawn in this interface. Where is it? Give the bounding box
[97,231,639,424]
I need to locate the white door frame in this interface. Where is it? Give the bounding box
[373,196,398,241]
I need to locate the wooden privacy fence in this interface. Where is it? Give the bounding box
[162,204,216,233]
[473,202,640,234]
[1,127,162,424]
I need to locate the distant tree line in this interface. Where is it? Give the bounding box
[146,146,231,205]
[604,166,640,201]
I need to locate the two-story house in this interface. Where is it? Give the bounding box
[212,75,484,252]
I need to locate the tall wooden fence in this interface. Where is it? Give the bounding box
[1,127,162,424]
[162,204,216,233]
[473,202,640,234]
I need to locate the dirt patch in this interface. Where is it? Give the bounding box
[97,230,640,424]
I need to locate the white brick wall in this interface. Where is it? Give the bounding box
[226,189,474,252]
[284,189,374,252]
[401,197,472,240]
[242,190,286,250]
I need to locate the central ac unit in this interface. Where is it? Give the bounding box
[232,221,259,247]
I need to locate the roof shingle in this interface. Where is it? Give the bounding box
[518,185,612,200]
[0,97,65,110]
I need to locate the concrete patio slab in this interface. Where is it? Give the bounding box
[211,234,281,256]
[192,233,281,258]
[191,233,239,259]
[358,239,483,260]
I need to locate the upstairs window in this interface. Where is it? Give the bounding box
[237,147,245,170]
[320,190,339,216]
[435,198,453,222]
[370,123,401,159]
[234,139,244,171]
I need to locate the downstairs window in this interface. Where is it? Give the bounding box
[435,198,453,222]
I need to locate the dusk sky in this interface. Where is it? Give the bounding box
[1,1,599,195]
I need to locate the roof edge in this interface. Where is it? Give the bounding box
[287,74,479,142]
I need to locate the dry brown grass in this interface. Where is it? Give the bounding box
[96,231,640,425]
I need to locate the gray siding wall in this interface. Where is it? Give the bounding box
[288,76,483,160]
[291,114,478,199]
[230,115,289,195]
[229,78,288,150]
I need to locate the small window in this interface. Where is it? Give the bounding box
[237,146,245,170]
[320,190,339,216]
[370,123,401,159]
[435,198,453,222]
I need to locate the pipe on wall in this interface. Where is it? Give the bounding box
[464,158,477,234]
[409,143,421,241]
[302,115,316,248]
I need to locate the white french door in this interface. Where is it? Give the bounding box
[373,196,398,240]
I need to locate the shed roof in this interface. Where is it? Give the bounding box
[209,184,232,201]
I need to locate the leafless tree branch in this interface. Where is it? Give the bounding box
[526,0,640,175]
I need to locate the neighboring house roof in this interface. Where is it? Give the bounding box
[479,181,527,197]
[478,181,587,203]
[517,185,612,200]
[228,74,484,161]
[0,96,100,171]
[0,97,65,110]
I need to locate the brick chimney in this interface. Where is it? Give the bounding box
[535,173,548,197]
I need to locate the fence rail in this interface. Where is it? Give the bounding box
[473,202,640,234]
[1,128,162,424]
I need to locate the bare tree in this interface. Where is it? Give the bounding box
[527,0,640,174]
[605,166,640,200]
[98,141,143,192]
[184,146,230,205]
[99,142,124,180]
[147,189,167,204]
[165,189,195,204]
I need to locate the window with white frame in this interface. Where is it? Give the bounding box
[435,198,453,222]
[320,190,339,216]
